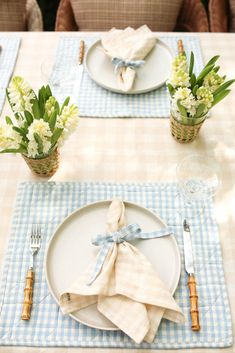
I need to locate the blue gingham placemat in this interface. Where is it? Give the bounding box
[0,182,232,348]
[51,36,204,118]
[0,36,21,113]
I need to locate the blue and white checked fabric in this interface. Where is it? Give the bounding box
[0,182,232,348]
[0,36,21,113]
[51,36,204,118]
[88,223,172,285]
[111,57,145,73]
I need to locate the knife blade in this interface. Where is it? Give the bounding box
[72,40,85,100]
[183,219,200,331]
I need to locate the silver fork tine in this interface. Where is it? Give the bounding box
[35,225,41,245]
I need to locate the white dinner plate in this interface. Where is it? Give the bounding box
[85,39,173,94]
[45,200,181,330]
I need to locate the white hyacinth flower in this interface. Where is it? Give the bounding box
[0,122,22,150]
[56,104,79,144]
[171,87,197,120]
[7,76,36,115]
[170,69,190,88]
[172,53,188,72]
[203,71,224,93]
[174,87,192,101]
[27,139,39,158]
[45,96,57,117]
[26,119,52,158]
[196,86,213,110]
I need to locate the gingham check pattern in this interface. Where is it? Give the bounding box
[0,36,21,113]
[51,36,204,118]
[0,182,232,348]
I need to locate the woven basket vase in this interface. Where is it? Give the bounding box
[170,114,206,143]
[22,149,59,177]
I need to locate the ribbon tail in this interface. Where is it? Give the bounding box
[140,227,173,239]
[87,243,111,286]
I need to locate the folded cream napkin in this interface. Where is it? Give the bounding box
[101,25,157,92]
[60,200,185,343]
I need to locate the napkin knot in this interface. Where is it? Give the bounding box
[87,223,172,286]
[111,57,145,74]
[112,231,125,243]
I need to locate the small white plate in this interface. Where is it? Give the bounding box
[85,39,173,94]
[45,200,181,330]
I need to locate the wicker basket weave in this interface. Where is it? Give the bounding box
[170,114,205,143]
[22,149,59,177]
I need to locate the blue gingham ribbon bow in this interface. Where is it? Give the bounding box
[111,57,145,74]
[87,223,172,285]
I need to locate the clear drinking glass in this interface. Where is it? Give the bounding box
[176,154,221,202]
[40,58,77,89]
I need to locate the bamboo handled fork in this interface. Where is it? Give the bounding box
[21,224,41,320]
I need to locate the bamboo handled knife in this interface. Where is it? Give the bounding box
[72,40,85,99]
[183,219,200,331]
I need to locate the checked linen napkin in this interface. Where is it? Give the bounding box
[60,199,185,343]
[101,25,157,92]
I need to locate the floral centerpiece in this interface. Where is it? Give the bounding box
[0,76,79,176]
[167,41,235,143]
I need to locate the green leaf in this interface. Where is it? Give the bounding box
[24,110,33,125]
[167,83,175,97]
[38,88,45,117]
[32,99,41,119]
[192,84,199,96]
[213,66,220,73]
[19,141,28,149]
[40,86,51,105]
[204,55,220,69]
[177,100,187,117]
[212,89,231,106]
[51,128,63,145]
[46,85,52,97]
[43,111,49,122]
[213,79,235,96]
[0,147,26,154]
[5,116,13,125]
[33,132,43,154]
[55,101,60,115]
[5,89,13,110]
[23,121,29,131]
[190,73,196,88]
[189,52,194,77]
[60,96,70,113]
[196,64,214,84]
[194,103,205,118]
[40,86,47,100]
[12,126,27,138]
[49,110,57,131]
[5,89,18,119]
[207,55,220,67]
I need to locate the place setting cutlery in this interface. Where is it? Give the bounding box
[183,219,200,331]
[20,214,201,334]
[21,224,41,320]
[71,39,85,99]
[77,40,85,87]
